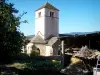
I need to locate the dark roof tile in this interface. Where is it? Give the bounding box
[36,2,59,11]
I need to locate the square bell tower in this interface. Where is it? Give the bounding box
[35,2,59,40]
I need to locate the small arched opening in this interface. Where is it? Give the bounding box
[37,48,40,55]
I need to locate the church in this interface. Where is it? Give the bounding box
[23,2,61,56]
[22,2,100,56]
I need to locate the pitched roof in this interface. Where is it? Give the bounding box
[36,2,59,11]
[30,35,47,44]
[29,34,59,46]
[46,37,58,46]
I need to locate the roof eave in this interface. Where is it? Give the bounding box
[31,41,47,44]
[35,7,59,12]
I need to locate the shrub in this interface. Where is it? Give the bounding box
[30,50,40,56]
[19,53,29,57]
[25,60,61,71]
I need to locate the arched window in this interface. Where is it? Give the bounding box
[37,48,40,55]
[58,50,61,55]
[38,12,41,17]
[50,11,54,17]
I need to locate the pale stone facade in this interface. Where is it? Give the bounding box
[35,2,59,40]
[23,2,60,56]
[46,46,53,56]
[25,38,60,56]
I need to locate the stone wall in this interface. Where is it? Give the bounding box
[34,44,46,56]
[52,39,61,55]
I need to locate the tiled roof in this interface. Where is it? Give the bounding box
[30,35,47,44]
[47,37,58,46]
[29,35,59,45]
[36,2,59,11]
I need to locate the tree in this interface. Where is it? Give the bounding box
[0,0,26,63]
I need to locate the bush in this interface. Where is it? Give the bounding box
[30,50,40,56]
[19,53,29,57]
[25,60,61,71]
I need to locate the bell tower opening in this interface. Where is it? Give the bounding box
[50,11,54,17]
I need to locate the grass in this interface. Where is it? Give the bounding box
[0,59,62,75]
[7,63,26,69]
[8,60,61,70]
[6,59,61,72]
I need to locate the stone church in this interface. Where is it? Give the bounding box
[23,2,61,56]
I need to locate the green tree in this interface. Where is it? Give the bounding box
[0,0,26,63]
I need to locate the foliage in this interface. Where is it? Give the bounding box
[30,50,40,56]
[4,60,61,74]
[18,53,29,57]
[24,39,30,45]
[0,60,62,75]
[0,0,26,63]
[20,60,61,71]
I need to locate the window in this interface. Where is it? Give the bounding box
[38,12,41,17]
[50,11,54,17]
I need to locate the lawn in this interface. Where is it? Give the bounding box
[0,59,62,75]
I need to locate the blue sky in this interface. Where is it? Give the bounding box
[9,0,100,36]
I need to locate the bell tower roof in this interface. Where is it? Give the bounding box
[36,2,59,11]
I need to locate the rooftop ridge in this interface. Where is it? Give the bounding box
[35,2,59,11]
